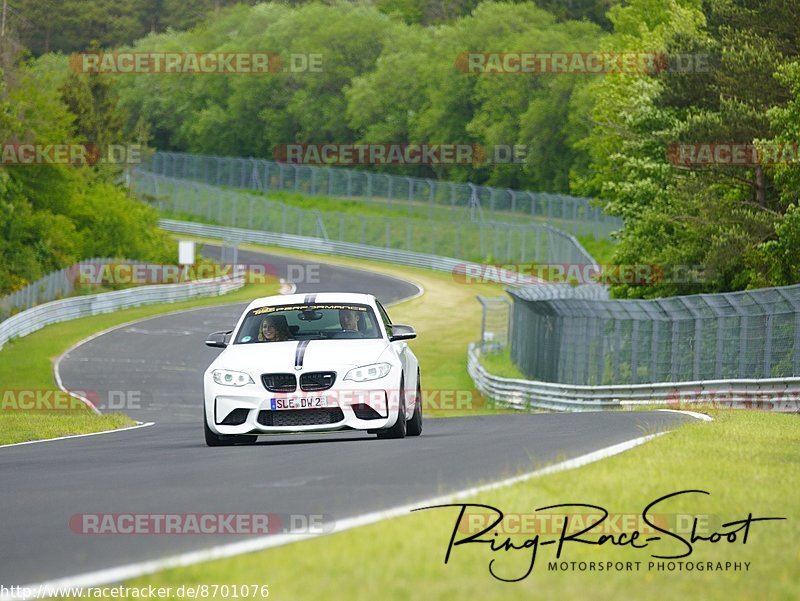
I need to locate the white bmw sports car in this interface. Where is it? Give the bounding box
[203,292,422,446]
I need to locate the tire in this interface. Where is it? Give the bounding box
[204,405,257,446]
[377,376,407,439]
[406,372,423,437]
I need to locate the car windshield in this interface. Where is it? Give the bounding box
[233,303,382,344]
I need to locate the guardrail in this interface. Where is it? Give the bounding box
[468,343,800,412]
[0,269,245,350]
[159,219,609,300]
[159,218,494,274]
[0,258,121,320]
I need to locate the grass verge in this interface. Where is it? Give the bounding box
[0,280,279,446]
[478,347,527,379]
[118,409,798,600]
[578,236,616,265]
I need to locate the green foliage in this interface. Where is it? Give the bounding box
[575,0,800,297]
[113,3,400,156]
[9,0,263,55]
[0,60,173,295]
[747,204,800,288]
[113,2,603,192]
[9,0,800,299]
[10,0,615,44]
[533,0,616,30]
[375,0,482,24]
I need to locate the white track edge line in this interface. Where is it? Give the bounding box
[657,408,713,422]
[1,417,708,598]
[0,422,155,450]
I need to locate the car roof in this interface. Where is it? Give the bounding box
[244,292,378,312]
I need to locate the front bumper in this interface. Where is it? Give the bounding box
[204,378,404,435]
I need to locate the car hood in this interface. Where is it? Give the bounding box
[214,339,392,374]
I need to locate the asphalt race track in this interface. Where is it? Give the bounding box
[0,246,696,586]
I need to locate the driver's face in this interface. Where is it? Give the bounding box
[339,310,359,330]
[261,320,277,339]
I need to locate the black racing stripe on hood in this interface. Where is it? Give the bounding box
[295,340,310,369]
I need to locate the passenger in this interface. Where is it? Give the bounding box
[258,315,292,342]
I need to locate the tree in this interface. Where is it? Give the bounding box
[0,58,172,295]
[574,0,800,297]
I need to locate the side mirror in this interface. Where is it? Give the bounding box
[389,324,416,342]
[205,330,232,348]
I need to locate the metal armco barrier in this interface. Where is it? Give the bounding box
[468,343,800,412]
[159,218,508,273]
[158,219,607,299]
[0,258,120,320]
[0,270,245,350]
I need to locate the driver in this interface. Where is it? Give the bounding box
[338,308,360,333]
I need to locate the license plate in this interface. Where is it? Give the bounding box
[270,396,328,410]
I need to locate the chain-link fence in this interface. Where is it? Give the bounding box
[143,151,622,240]
[0,258,123,321]
[508,284,800,385]
[133,171,596,266]
[477,296,511,350]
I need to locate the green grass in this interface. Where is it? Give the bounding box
[479,347,527,379]
[578,235,617,265]
[262,189,438,220]
[0,279,279,445]
[116,409,798,600]
[0,413,135,446]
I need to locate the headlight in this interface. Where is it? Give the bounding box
[343,363,392,382]
[212,369,254,387]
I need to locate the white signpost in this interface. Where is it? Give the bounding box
[178,240,195,282]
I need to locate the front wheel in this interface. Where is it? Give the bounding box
[204,405,257,446]
[406,373,423,437]
[377,378,407,439]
